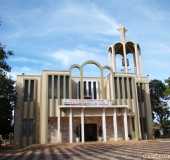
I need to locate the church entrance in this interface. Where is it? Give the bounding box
[84,124,97,141]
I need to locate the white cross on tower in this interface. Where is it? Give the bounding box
[117,25,127,42]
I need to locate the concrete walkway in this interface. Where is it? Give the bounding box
[0,140,170,160]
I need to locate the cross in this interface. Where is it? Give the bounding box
[117,25,127,42]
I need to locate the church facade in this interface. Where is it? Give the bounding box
[14,26,153,146]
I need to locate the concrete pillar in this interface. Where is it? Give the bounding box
[102,108,107,142]
[80,68,84,99]
[112,76,115,103]
[134,43,140,75]
[51,75,54,117]
[69,75,72,99]
[117,77,121,104]
[123,43,128,73]
[98,81,101,99]
[96,81,99,99]
[124,108,129,140]
[86,80,89,97]
[28,80,31,101]
[63,75,66,99]
[108,76,111,100]
[110,74,113,101]
[32,80,36,143]
[69,108,73,143]
[27,80,31,122]
[57,75,61,143]
[81,108,85,143]
[57,76,60,104]
[40,72,48,144]
[126,77,131,107]
[144,83,153,139]
[121,77,126,104]
[33,80,37,101]
[111,46,116,72]
[57,108,61,142]
[139,53,142,75]
[91,81,94,99]
[76,81,79,99]
[113,109,118,140]
[108,51,112,70]
[100,71,104,99]
[131,78,141,139]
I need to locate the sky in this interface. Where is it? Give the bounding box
[0,0,170,80]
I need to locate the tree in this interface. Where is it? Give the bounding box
[0,43,16,137]
[165,77,170,87]
[164,77,170,99]
[149,79,170,130]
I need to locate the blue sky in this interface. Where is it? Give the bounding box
[0,0,170,80]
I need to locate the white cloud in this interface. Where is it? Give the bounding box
[9,48,109,79]
[9,56,52,66]
[2,3,119,39]
[51,4,119,36]
[52,48,108,67]
[8,66,40,80]
[135,2,170,22]
[159,43,170,54]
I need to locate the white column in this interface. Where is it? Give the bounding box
[86,80,89,97]
[108,50,112,68]
[63,75,66,98]
[77,81,79,99]
[81,108,85,143]
[123,43,128,73]
[40,73,48,144]
[144,83,153,139]
[139,53,142,75]
[111,46,116,72]
[117,77,121,104]
[28,80,31,101]
[110,75,113,100]
[57,108,61,142]
[57,76,60,104]
[96,81,99,99]
[107,74,112,100]
[102,108,107,142]
[91,81,94,99]
[98,81,101,99]
[51,75,54,117]
[112,76,115,102]
[134,43,140,75]
[124,108,129,140]
[113,109,118,140]
[121,77,126,105]
[69,108,73,143]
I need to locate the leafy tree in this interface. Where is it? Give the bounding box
[0,43,16,137]
[165,77,170,87]
[149,79,170,130]
[164,77,170,98]
[0,44,13,73]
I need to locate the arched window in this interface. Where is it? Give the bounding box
[69,64,80,99]
[81,60,103,99]
[114,42,124,72]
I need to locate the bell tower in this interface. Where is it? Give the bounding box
[108,25,142,76]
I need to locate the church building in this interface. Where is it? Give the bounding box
[14,26,153,146]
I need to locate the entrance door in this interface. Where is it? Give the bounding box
[85,124,97,141]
